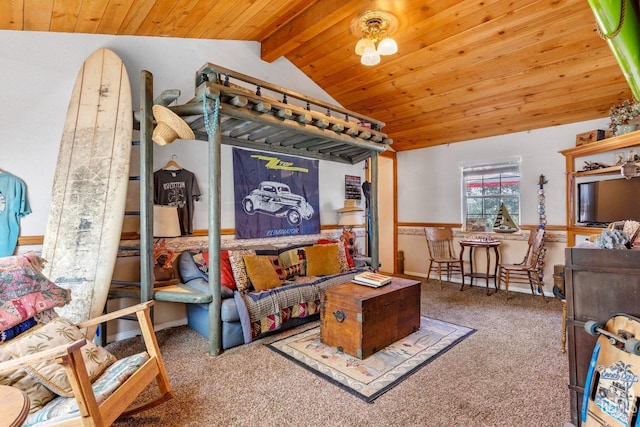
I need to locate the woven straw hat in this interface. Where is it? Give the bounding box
[337,199,363,212]
[152,105,195,146]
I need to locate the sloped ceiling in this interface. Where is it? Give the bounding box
[0,0,633,151]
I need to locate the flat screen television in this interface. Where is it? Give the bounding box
[578,178,640,226]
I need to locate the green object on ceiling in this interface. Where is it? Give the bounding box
[587,0,640,100]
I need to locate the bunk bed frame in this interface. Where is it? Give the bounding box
[121,64,392,356]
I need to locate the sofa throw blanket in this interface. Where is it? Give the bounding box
[236,269,362,342]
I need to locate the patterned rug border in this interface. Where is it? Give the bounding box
[266,316,475,403]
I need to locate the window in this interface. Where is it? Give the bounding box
[462,161,520,231]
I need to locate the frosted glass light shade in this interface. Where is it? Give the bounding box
[377,38,398,55]
[355,38,375,55]
[361,47,381,66]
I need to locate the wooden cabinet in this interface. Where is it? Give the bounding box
[564,247,640,426]
[560,130,640,246]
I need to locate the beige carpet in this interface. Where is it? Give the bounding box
[108,277,570,426]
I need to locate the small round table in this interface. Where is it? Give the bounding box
[459,239,501,295]
[0,385,30,427]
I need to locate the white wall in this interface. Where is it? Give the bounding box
[0,30,365,237]
[395,118,611,293]
[397,118,609,226]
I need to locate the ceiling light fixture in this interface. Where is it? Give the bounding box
[350,10,399,66]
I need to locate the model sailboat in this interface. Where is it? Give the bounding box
[493,203,519,233]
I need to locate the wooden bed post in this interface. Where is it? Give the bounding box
[206,94,222,356]
[369,151,380,270]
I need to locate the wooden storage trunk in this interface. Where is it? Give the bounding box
[320,277,421,359]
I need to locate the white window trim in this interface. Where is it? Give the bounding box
[461,159,521,229]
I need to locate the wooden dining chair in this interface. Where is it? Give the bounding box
[497,229,546,299]
[425,227,463,288]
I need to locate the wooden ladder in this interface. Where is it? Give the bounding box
[102,70,212,347]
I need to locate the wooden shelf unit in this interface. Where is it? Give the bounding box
[560,130,640,246]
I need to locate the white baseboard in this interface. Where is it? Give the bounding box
[403,270,554,298]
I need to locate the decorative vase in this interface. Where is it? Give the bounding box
[615,124,639,136]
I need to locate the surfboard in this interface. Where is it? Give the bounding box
[587,0,640,100]
[42,48,132,337]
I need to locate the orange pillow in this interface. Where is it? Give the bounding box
[317,239,351,271]
[305,244,341,276]
[243,255,282,291]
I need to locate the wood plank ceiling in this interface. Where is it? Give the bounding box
[0,0,634,151]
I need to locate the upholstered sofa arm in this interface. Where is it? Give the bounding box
[178,251,234,299]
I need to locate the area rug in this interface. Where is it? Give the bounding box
[267,316,475,403]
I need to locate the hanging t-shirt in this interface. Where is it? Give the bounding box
[153,169,201,235]
[0,172,31,257]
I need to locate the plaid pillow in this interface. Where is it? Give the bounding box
[278,247,307,279]
[267,256,287,282]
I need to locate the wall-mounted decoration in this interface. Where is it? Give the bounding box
[345,175,362,200]
[536,174,548,294]
[233,148,319,239]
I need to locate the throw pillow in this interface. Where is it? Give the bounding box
[278,246,308,279]
[305,244,341,276]
[242,255,282,291]
[220,250,237,290]
[267,256,287,282]
[228,249,256,292]
[317,239,350,272]
[191,250,237,290]
[3,317,117,397]
[0,323,57,413]
[0,360,57,413]
[191,251,208,275]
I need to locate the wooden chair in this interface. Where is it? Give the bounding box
[425,227,463,288]
[497,229,546,299]
[0,301,172,426]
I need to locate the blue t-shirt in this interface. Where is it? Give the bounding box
[0,172,31,257]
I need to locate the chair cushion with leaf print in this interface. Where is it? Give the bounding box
[2,317,116,398]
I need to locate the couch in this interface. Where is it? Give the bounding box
[178,240,366,349]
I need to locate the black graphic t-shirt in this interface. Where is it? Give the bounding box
[153,169,201,235]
